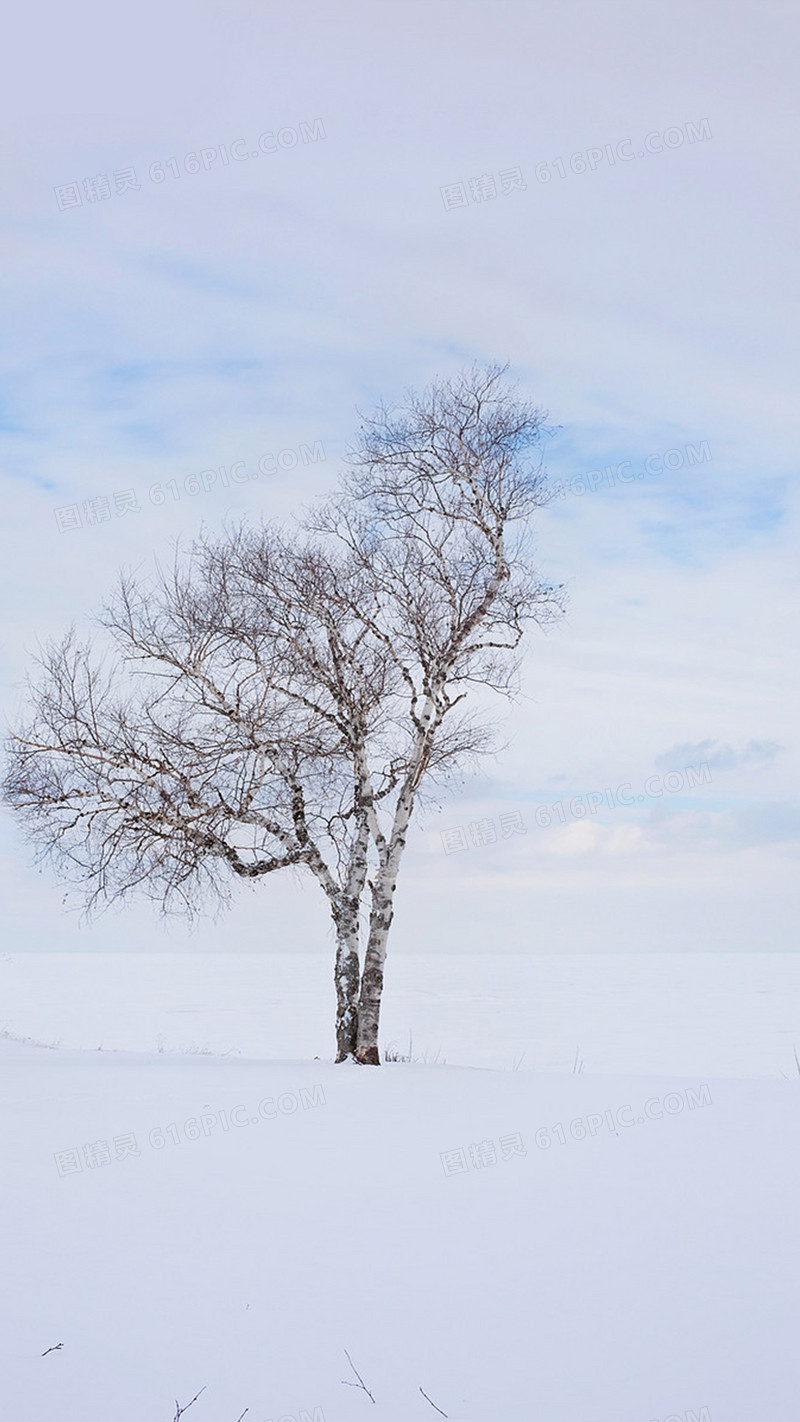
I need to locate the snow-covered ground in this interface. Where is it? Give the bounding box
[3,953,800,1421]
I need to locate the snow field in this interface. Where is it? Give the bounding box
[3,1032,800,1420]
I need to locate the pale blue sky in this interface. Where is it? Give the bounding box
[1,0,798,952]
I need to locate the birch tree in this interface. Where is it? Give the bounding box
[3,364,563,1063]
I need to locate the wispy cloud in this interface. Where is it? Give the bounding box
[647,802,800,854]
[655,740,784,773]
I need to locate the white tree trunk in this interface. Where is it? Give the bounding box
[355,784,416,1064]
[354,888,392,1064]
[332,809,370,1061]
[333,902,361,1062]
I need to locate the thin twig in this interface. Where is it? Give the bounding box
[419,1387,448,1416]
[173,1385,206,1421]
[41,1343,63,1357]
[234,1411,249,1421]
[341,1349,376,1402]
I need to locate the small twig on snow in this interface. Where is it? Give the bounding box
[419,1386,448,1416]
[341,1349,376,1402]
[173,1385,206,1421]
[234,1410,249,1421]
[41,1343,64,1357]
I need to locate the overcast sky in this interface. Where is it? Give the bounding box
[1,0,798,954]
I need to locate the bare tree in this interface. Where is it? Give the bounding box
[3,364,563,1063]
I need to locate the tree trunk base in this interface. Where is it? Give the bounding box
[354,1044,381,1065]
